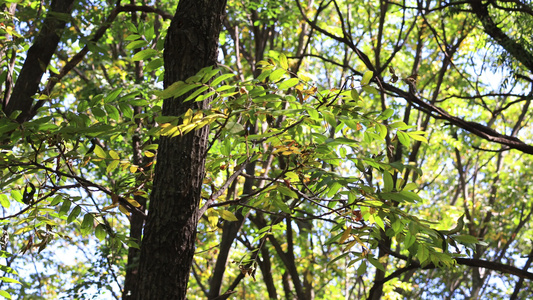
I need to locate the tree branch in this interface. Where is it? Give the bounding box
[469,0,533,73]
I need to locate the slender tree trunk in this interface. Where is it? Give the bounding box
[122,6,149,299]
[135,1,227,299]
[3,0,75,122]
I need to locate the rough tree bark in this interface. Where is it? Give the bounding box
[135,1,227,299]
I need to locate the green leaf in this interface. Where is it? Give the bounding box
[95,224,107,241]
[408,132,428,143]
[373,215,385,230]
[0,277,20,284]
[91,107,107,119]
[325,231,343,245]
[361,70,373,85]
[200,67,219,83]
[269,69,286,82]
[106,159,120,173]
[306,108,319,120]
[326,182,342,198]
[417,244,429,263]
[210,73,235,87]
[145,58,164,72]
[0,290,12,299]
[104,104,120,121]
[157,81,201,99]
[108,150,119,160]
[392,220,402,233]
[357,261,367,276]
[382,171,394,192]
[10,190,22,203]
[398,190,421,202]
[378,192,405,202]
[377,123,387,140]
[225,121,244,134]
[67,205,81,223]
[184,85,209,102]
[284,172,299,181]
[118,102,134,119]
[397,131,410,147]
[361,85,378,94]
[81,214,94,231]
[278,78,299,90]
[132,49,158,61]
[49,195,62,206]
[126,39,148,50]
[322,111,337,128]
[94,145,107,159]
[279,53,289,69]
[350,89,360,100]
[367,256,385,272]
[389,121,408,129]
[402,182,417,191]
[273,198,291,213]
[453,234,479,244]
[404,231,416,248]
[125,34,141,41]
[104,87,123,103]
[277,185,298,199]
[378,108,394,120]
[0,194,9,208]
[59,200,72,217]
[327,252,351,266]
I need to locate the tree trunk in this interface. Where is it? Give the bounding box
[122,7,149,299]
[135,1,227,299]
[3,0,75,122]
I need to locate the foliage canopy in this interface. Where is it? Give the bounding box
[1,0,533,299]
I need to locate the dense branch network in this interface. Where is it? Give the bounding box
[3,4,171,123]
[296,0,533,155]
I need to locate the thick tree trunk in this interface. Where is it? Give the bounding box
[135,1,226,299]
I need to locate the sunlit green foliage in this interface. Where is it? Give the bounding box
[1,0,532,299]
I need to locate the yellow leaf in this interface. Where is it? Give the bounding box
[14,227,32,235]
[129,165,138,173]
[126,198,141,208]
[144,151,155,158]
[353,235,366,246]
[108,150,119,160]
[192,111,203,122]
[343,240,357,252]
[361,70,374,86]
[220,210,238,222]
[106,159,119,173]
[118,205,130,215]
[102,203,119,211]
[208,215,218,227]
[175,123,196,136]
[183,108,193,125]
[339,226,352,244]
